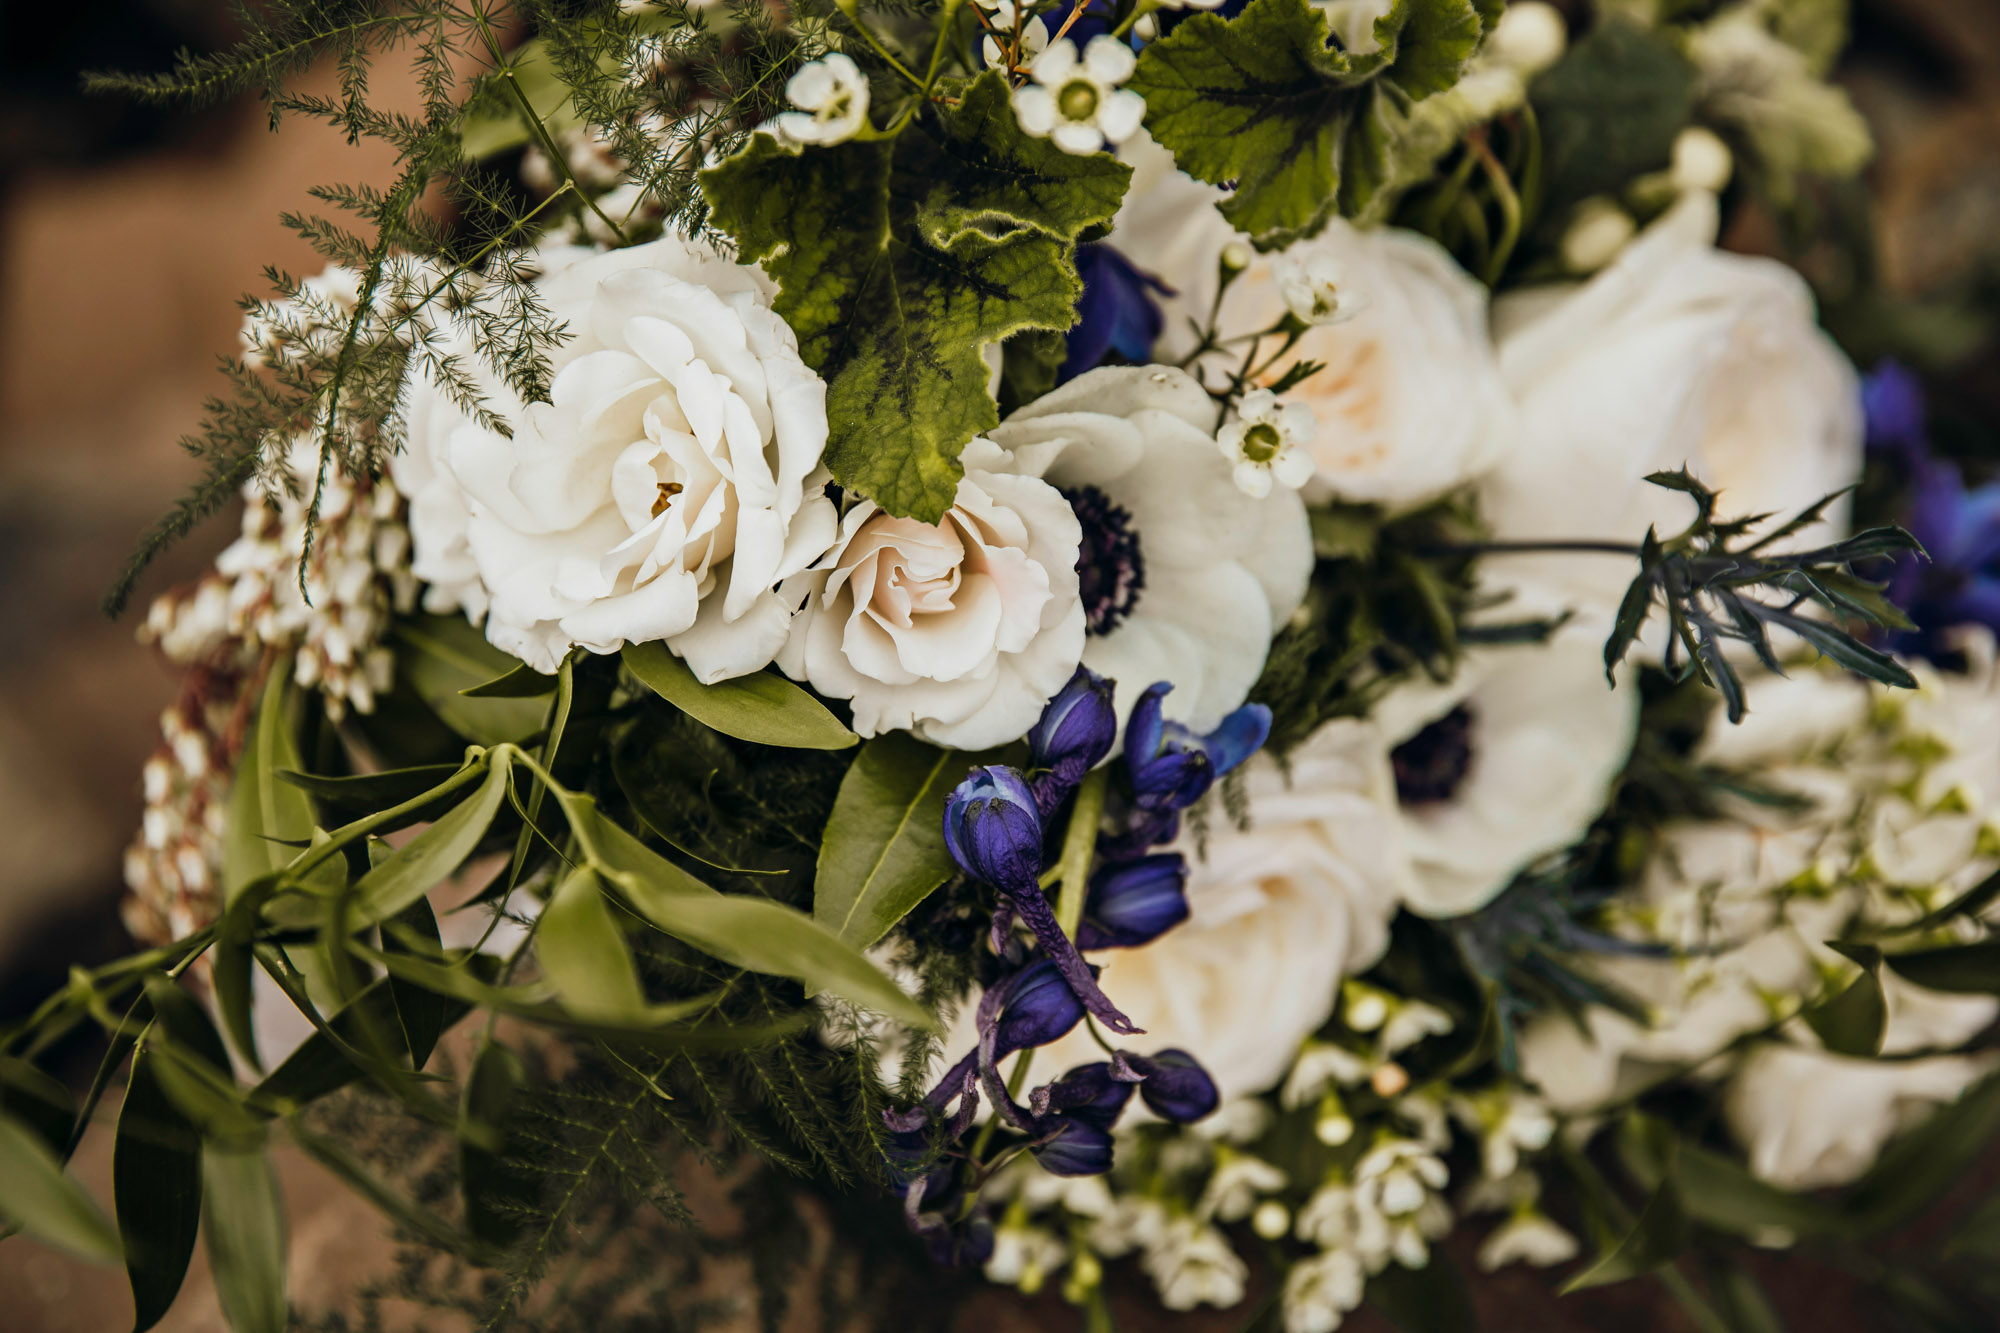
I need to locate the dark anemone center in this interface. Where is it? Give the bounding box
[1391,704,1477,807]
[1063,485,1145,638]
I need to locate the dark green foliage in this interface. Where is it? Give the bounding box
[1530,18,1695,221]
[1250,496,1501,755]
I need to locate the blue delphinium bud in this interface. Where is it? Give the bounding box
[993,959,1088,1057]
[1863,358,1927,459]
[1077,853,1189,950]
[1027,668,1118,814]
[1061,244,1173,383]
[943,765,1043,894]
[1126,1049,1220,1124]
[1034,1061,1137,1132]
[1031,1116,1116,1177]
[1124,683,1272,814]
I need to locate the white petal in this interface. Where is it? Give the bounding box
[1096,89,1146,144]
[1082,35,1136,84]
[1011,85,1057,136]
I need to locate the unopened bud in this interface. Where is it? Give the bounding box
[1560,197,1635,274]
[1670,126,1733,194]
[1370,1061,1411,1099]
[1252,1200,1291,1240]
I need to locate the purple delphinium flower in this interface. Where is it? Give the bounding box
[1062,244,1174,383]
[1108,683,1272,852]
[1026,667,1118,815]
[1076,852,1190,950]
[1863,359,1928,462]
[944,764,1139,1035]
[1123,1049,1221,1123]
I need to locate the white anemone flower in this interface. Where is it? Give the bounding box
[1219,389,1318,498]
[1379,601,1640,917]
[1013,36,1146,156]
[771,53,870,146]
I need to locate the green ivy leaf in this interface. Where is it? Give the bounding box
[622,642,857,750]
[813,734,969,953]
[115,1045,203,1332]
[0,1109,122,1264]
[1129,0,1484,248]
[201,1146,288,1333]
[703,70,1129,521]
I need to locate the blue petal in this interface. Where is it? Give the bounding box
[1078,853,1190,950]
[1129,1049,1220,1124]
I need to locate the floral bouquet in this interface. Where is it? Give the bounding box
[7,0,1999,1328]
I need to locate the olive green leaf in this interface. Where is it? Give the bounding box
[814,734,968,952]
[0,1109,121,1264]
[222,666,316,899]
[1129,0,1485,248]
[115,1045,203,1331]
[393,615,548,745]
[703,70,1130,522]
[201,1146,288,1333]
[622,642,856,750]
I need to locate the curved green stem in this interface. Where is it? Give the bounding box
[1054,767,1109,939]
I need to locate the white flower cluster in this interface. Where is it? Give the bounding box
[141,442,417,720]
[122,689,237,949]
[1522,641,2000,1190]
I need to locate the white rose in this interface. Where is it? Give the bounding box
[1724,1042,1993,1191]
[394,235,838,679]
[1034,719,1411,1102]
[1378,604,1639,917]
[1480,191,1863,608]
[777,443,1084,749]
[988,364,1312,734]
[1110,135,1519,509]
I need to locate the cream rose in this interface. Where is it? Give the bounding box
[1033,719,1413,1102]
[777,442,1084,750]
[1479,190,1863,609]
[987,365,1313,735]
[394,235,838,679]
[1109,135,1519,509]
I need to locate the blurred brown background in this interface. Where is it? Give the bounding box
[1,0,1999,1328]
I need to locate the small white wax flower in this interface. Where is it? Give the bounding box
[1672,125,1735,193]
[1485,1,1566,76]
[1013,36,1145,156]
[980,0,1048,70]
[1380,998,1454,1054]
[1282,1249,1367,1333]
[1476,1210,1579,1271]
[1220,389,1317,499]
[1274,251,1368,326]
[1200,1150,1289,1222]
[772,53,870,146]
[1560,196,1637,273]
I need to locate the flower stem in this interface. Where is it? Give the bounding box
[1055,767,1109,939]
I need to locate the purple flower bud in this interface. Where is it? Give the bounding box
[1863,358,1927,458]
[1035,1061,1136,1132]
[1031,1116,1116,1177]
[943,765,1044,894]
[993,959,1087,1057]
[1124,684,1271,813]
[1077,853,1190,950]
[1028,668,1118,813]
[1128,1049,1219,1124]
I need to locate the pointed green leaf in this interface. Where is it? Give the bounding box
[384,897,449,1069]
[277,763,466,810]
[622,642,857,750]
[703,70,1129,520]
[115,1046,202,1331]
[569,795,931,1026]
[813,733,965,951]
[0,1055,75,1153]
[1803,943,1886,1057]
[250,976,471,1112]
[222,667,315,899]
[201,1146,287,1333]
[393,615,547,745]
[459,1039,530,1247]
[212,879,280,1072]
[1765,609,1918,690]
[0,1110,121,1263]
[459,661,558,697]
[1883,940,2000,995]
[1561,1155,1688,1292]
[347,755,509,928]
[537,866,649,1023]
[142,977,265,1149]
[1129,0,1484,246]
